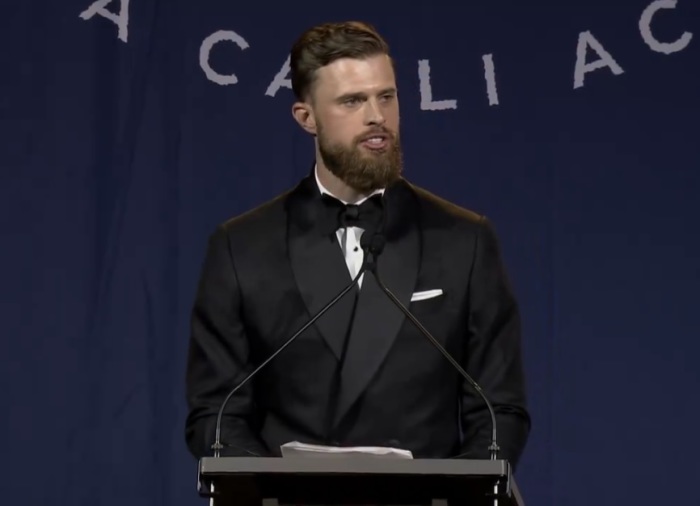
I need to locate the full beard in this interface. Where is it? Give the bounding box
[317,125,403,194]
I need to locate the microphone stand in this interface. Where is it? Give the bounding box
[211,252,370,457]
[360,233,500,461]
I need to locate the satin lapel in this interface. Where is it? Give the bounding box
[332,180,420,428]
[287,177,357,361]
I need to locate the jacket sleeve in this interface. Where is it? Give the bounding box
[184,224,271,458]
[457,216,531,471]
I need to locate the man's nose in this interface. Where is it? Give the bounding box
[364,99,386,125]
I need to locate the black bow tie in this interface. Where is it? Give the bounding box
[319,193,384,235]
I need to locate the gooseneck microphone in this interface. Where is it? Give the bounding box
[211,241,372,457]
[359,231,500,461]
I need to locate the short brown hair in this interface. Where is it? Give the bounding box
[289,21,391,101]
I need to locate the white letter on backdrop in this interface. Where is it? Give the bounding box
[573,31,625,89]
[482,54,499,106]
[79,0,130,43]
[640,0,693,54]
[418,59,457,110]
[200,30,250,86]
[265,56,292,97]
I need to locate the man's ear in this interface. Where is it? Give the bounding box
[291,101,317,135]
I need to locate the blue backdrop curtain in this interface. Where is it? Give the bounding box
[2,1,698,505]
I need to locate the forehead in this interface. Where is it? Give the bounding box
[313,54,396,97]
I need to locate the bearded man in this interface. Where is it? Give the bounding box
[184,21,531,471]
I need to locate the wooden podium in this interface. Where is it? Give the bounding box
[197,457,525,506]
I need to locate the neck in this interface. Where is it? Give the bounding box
[315,157,369,204]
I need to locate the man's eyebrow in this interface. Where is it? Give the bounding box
[336,88,397,101]
[336,91,366,101]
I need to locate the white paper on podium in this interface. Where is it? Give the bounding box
[280,441,413,459]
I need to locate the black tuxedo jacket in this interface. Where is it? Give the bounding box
[185,175,531,469]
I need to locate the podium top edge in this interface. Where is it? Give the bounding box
[199,457,510,477]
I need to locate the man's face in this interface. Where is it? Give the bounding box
[308,54,402,193]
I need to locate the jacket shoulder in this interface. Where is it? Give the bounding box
[407,182,485,229]
[218,189,290,236]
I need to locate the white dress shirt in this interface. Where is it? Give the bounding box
[314,166,384,287]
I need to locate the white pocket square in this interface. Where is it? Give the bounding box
[410,289,443,302]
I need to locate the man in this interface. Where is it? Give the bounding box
[185,21,531,470]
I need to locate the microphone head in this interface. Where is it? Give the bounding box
[361,231,386,255]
